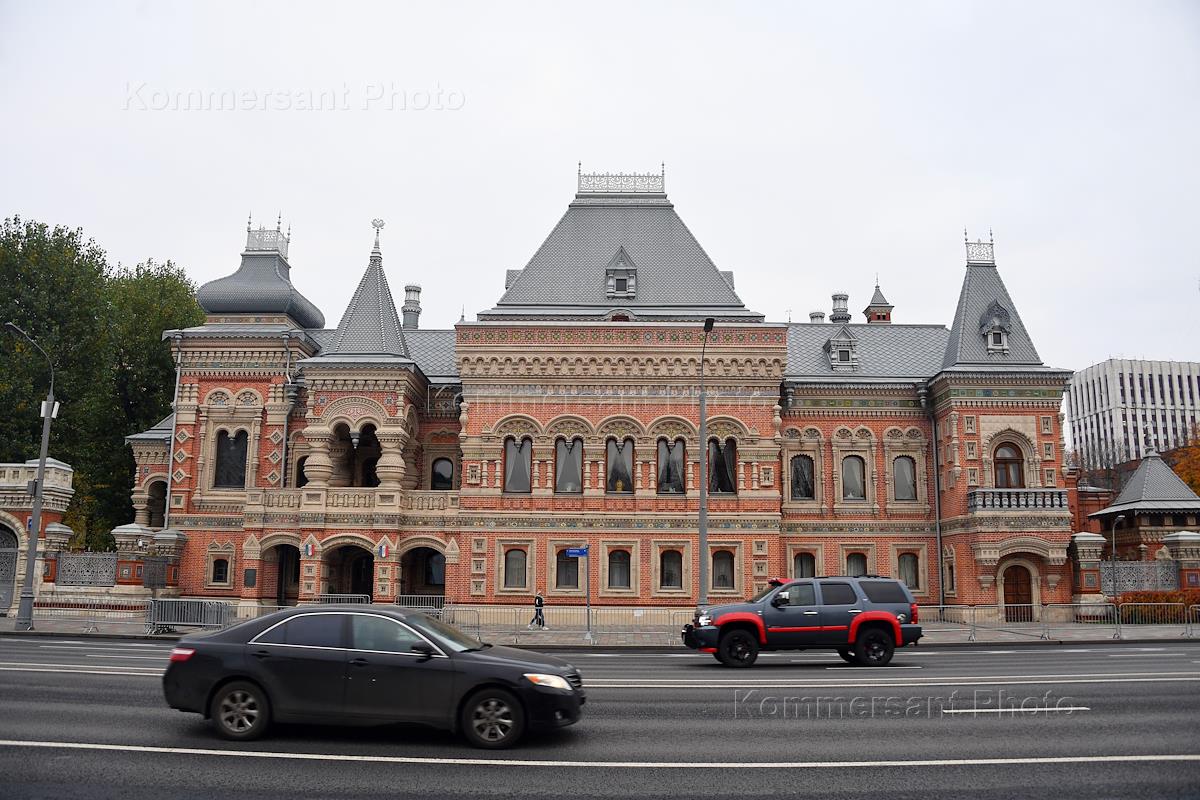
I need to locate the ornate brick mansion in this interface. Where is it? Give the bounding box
[109,170,1092,612]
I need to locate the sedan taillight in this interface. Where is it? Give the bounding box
[169,647,195,662]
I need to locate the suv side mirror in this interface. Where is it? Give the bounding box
[772,591,790,607]
[411,641,436,660]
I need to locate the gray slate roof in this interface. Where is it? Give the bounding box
[480,191,762,321]
[126,414,174,443]
[303,243,411,366]
[866,284,892,308]
[942,262,1041,370]
[404,329,458,378]
[786,323,950,381]
[1091,452,1200,516]
[196,251,325,329]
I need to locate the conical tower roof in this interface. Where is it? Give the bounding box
[1092,452,1200,516]
[327,227,408,356]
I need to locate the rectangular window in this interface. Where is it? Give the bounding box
[860,580,908,603]
[614,277,627,292]
[1043,442,1054,459]
[965,416,976,434]
[504,439,532,494]
[657,440,686,494]
[838,349,851,362]
[1041,416,1054,435]
[790,455,815,500]
[966,441,977,459]
[708,439,737,494]
[606,439,634,493]
[555,439,583,494]
[1044,468,1056,485]
[893,456,917,501]
[556,550,579,589]
[819,581,858,604]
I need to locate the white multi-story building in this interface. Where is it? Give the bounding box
[1066,359,1200,468]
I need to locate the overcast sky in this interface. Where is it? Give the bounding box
[2,0,1197,372]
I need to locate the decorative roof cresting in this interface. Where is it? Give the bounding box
[964,228,995,265]
[577,162,665,194]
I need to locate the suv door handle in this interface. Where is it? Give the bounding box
[801,610,819,615]
[847,609,861,614]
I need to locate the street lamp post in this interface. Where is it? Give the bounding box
[5,322,56,632]
[1108,513,1126,598]
[697,317,715,607]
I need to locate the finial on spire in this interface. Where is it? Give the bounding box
[247,212,252,232]
[371,218,385,251]
[989,227,994,244]
[276,212,282,232]
[459,305,466,323]
[963,226,968,245]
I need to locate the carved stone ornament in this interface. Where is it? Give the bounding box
[495,418,539,438]
[978,300,1012,335]
[209,391,230,406]
[237,391,257,405]
[835,427,853,439]
[599,419,641,440]
[652,421,691,440]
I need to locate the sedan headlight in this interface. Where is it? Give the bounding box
[524,673,572,691]
[697,614,713,627]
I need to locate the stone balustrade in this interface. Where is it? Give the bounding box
[967,487,1069,512]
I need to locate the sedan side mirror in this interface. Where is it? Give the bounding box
[772,591,790,607]
[411,641,436,660]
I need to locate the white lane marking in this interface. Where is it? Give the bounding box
[0,661,164,672]
[38,645,172,652]
[0,740,1195,769]
[823,665,924,670]
[941,707,1091,715]
[0,667,160,677]
[572,670,1200,683]
[1108,654,1186,658]
[585,677,1200,690]
[85,655,168,661]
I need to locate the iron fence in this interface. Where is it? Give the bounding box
[32,595,149,633]
[145,598,231,634]
[56,553,117,587]
[393,595,446,612]
[1115,602,1189,637]
[313,593,370,604]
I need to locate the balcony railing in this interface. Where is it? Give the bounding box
[245,487,457,515]
[967,487,1069,512]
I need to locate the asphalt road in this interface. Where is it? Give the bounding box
[0,636,1198,799]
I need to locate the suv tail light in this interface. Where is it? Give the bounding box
[909,603,919,624]
[169,647,195,662]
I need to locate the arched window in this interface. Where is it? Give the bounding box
[556,548,579,589]
[424,552,446,586]
[841,455,865,500]
[994,444,1025,488]
[893,456,917,501]
[214,430,248,488]
[608,550,631,589]
[504,437,532,494]
[793,551,816,578]
[898,553,919,589]
[846,552,868,577]
[606,438,634,494]
[708,438,737,494]
[660,549,683,589]
[431,458,454,490]
[503,548,527,588]
[790,455,815,500]
[146,481,166,528]
[712,550,735,589]
[657,438,686,494]
[295,456,309,488]
[555,438,583,494]
[211,558,230,584]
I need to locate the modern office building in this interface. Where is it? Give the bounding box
[1066,359,1200,468]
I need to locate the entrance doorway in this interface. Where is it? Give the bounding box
[0,526,17,615]
[268,544,301,606]
[399,547,445,596]
[1002,564,1033,622]
[324,544,375,599]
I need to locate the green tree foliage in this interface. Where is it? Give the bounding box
[0,217,204,549]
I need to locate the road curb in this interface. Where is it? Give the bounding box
[0,629,180,642]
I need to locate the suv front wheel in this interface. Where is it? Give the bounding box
[717,629,759,667]
[853,628,895,667]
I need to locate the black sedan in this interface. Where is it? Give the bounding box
[163,605,585,748]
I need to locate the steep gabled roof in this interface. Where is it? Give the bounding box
[479,178,762,321]
[1091,452,1200,516]
[942,254,1042,370]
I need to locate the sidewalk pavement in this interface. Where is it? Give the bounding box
[4,618,1197,648]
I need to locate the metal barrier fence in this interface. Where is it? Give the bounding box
[145,599,231,634]
[1116,602,1189,637]
[32,595,149,633]
[228,604,290,624]
[393,595,446,612]
[313,594,370,604]
[906,603,1189,641]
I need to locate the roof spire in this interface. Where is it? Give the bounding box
[247,212,253,232]
[371,218,385,253]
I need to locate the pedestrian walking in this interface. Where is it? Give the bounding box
[528,590,547,629]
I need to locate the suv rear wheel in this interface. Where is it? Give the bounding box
[717,629,759,667]
[853,628,895,667]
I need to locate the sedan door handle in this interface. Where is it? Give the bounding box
[349,657,369,667]
[252,649,271,660]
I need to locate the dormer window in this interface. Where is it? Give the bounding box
[824,325,858,371]
[838,349,851,362]
[979,300,1011,355]
[605,246,638,299]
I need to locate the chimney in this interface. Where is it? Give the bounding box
[809,311,826,323]
[830,293,851,324]
[402,285,421,330]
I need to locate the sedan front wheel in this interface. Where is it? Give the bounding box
[461,688,526,749]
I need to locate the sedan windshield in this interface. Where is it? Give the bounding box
[409,613,485,652]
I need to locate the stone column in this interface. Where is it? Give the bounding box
[132,492,150,526]
[301,429,334,488]
[375,427,409,489]
[1071,532,1107,603]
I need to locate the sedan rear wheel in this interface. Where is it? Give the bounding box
[210,681,271,741]
[461,688,526,749]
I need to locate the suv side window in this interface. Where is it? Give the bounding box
[787,582,816,605]
[818,581,858,605]
[282,613,346,648]
[860,580,908,603]
[350,614,425,653]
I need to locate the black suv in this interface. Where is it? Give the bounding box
[682,576,921,667]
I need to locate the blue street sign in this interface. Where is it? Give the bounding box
[566,547,589,558]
